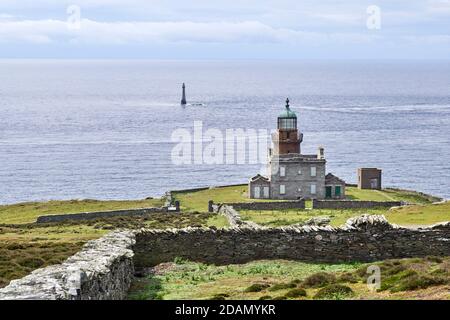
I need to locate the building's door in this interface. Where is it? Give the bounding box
[370,179,378,189]
[325,186,332,198]
[254,186,260,198]
[335,186,341,197]
[263,186,269,198]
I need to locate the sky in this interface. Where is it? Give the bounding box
[0,0,449,59]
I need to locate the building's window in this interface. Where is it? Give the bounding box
[254,186,260,199]
[280,166,286,177]
[279,118,297,130]
[263,186,270,198]
[280,185,286,195]
[311,166,316,177]
[311,184,316,194]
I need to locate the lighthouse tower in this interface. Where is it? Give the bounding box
[271,98,303,155]
[181,83,187,105]
[248,98,345,200]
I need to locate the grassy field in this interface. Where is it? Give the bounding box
[346,187,440,204]
[128,256,450,300]
[0,185,446,295]
[240,200,450,227]
[0,211,228,288]
[173,184,447,227]
[173,185,441,213]
[0,195,229,288]
[0,198,165,224]
[173,185,284,212]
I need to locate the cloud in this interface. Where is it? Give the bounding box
[0,18,384,46]
[0,1,449,58]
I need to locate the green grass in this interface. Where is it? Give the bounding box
[240,201,450,227]
[0,211,227,288]
[346,187,439,203]
[173,185,438,213]
[239,207,388,227]
[384,201,450,226]
[173,185,282,212]
[346,188,398,201]
[171,184,445,227]
[127,257,450,300]
[205,215,230,228]
[127,259,360,300]
[0,198,165,224]
[0,241,85,288]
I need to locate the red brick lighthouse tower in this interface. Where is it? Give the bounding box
[272,98,303,155]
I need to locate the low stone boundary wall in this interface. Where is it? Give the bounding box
[2,215,450,300]
[133,216,450,267]
[217,205,260,228]
[217,200,305,211]
[312,199,403,209]
[36,207,170,224]
[0,231,136,300]
[171,183,246,195]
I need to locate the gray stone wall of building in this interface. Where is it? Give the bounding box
[220,200,305,211]
[36,207,169,223]
[312,199,403,209]
[270,158,326,199]
[0,231,136,300]
[358,168,382,189]
[133,216,450,267]
[248,179,271,199]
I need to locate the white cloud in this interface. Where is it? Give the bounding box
[0,18,381,45]
[0,1,449,58]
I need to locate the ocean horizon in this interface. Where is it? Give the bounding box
[1,59,449,204]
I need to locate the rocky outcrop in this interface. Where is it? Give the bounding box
[304,216,331,226]
[0,231,136,300]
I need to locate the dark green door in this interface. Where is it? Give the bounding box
[335,186,341,197]
[325,186,332,198]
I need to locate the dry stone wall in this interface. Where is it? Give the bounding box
[218,200,306,211]
[217,205,260,228]
[1,215,450,300]
[312,199,403,209]
[133,216,450,267]
[0,231,136,300]
[36,207,168,223]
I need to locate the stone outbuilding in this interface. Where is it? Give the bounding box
[248,174,271,199]
[358,168,382,190]
[325,173,346,199]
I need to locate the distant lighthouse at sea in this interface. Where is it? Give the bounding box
[181,83,187,105]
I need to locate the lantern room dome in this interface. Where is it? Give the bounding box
[278,98,297,118]
[277,98,297,130]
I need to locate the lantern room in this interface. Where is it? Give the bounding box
[277,98,297,130]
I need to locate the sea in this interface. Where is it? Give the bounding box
[0,59,449,204]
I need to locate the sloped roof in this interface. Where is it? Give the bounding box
[325,173,345,185]
[250,174,270,183]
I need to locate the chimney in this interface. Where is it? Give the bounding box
[317,146,324,159]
